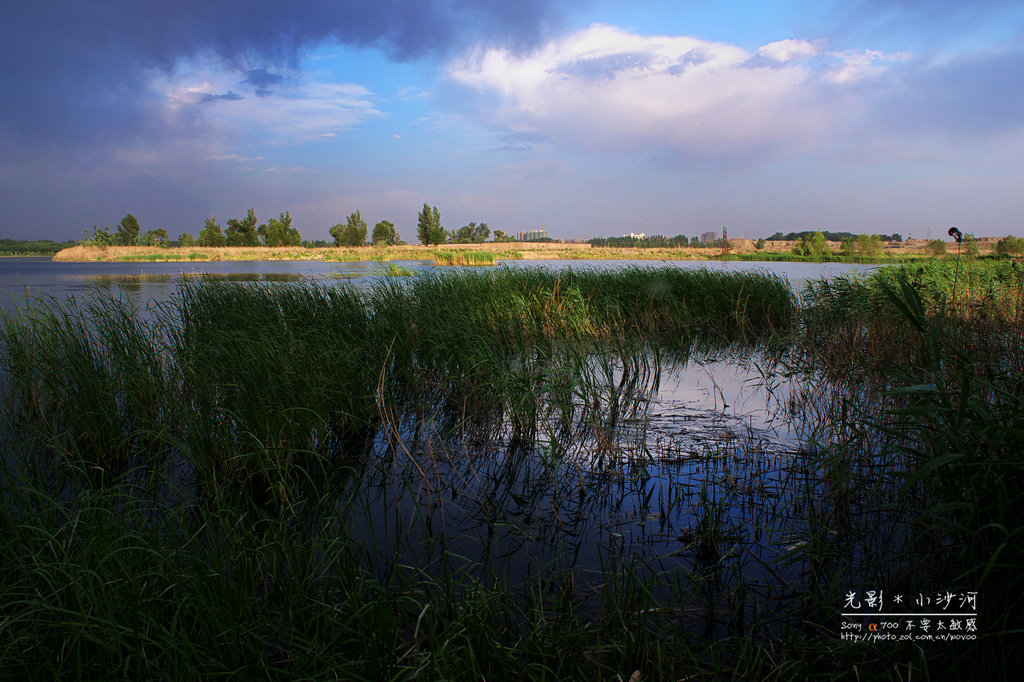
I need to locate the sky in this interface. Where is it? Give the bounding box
[2,0,1024,243]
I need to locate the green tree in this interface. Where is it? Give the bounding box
[452,221,491,244]
[199,217,226,247]
[85,225,117,246]
[857,234,882,257]
[226,209,259,246]
[928,239,947,256]
[995,235,1024,256]
[962,233,980,258]
[179,232,195,247]
[117,214,141,246]
[417,204,446,245]
[755,237,765,250]
[841,238,856,259]
[328,222,343,246]
[259,212,300,247]
[791,237,808,257]
[372,220,399,245]
[281,212,301,246]
[142,228,169,246]
[330,211,368,247]
[808,231,831,259]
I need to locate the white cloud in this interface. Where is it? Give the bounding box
[756,39,820,63]
[824,49,912,84]
[447,24,909,163]
[153,58,384,145]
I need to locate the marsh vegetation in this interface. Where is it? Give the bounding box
[0,263,1021,679]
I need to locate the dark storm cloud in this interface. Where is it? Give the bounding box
[241,68,284,97]
[0,0,562,143]
[241,69,284,88]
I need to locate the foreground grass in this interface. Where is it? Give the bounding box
[793,259,1024,675]
[0,267,794,679]
[1,263,1022,678]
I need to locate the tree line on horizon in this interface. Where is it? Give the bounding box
[71,211,1022,256]
[83,215,170,247]
[78,206,506,249]
[587,230,906,250]
[189,210,302,248]
[329,204,498,247]
[0,238,78,255]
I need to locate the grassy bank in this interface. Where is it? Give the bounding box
[1,263,1021,678]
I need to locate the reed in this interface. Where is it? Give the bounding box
[2,263,1016,678]
[433,250,497,266]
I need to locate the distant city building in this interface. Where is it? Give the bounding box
[518,228,548,242]
[701,231,717,243]
[624,232,645,239]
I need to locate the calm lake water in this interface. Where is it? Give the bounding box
[0,256,876,305]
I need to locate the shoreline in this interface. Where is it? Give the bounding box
[51,238,981,263]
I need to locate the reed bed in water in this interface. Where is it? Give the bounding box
[788,260,1024,676]
[0,267,796,679]
[1,263,1019,678]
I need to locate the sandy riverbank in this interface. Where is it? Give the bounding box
[53,238,983,262]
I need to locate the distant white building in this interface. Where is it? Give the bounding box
[624,232,645,239]
[518,228,548,241]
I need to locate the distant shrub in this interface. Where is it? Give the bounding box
[928,239,947,256]
[963,233,981,258]
[995,235,1024,256]
[857,234,883,257]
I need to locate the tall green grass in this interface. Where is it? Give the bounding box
[785,260,1024,676]
[433,250,496,266]
[0,266,796,679]
[8,261,1017,678]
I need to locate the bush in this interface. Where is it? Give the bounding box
[995,235,1024,256]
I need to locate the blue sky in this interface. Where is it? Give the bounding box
[2,0,1023,242]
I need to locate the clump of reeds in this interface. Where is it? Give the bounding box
[872,278,1024,672]
[783,264,1024,676]
[379,262,414,276]
[433,250,497,266]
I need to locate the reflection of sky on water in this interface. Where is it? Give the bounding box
[0,258,438,308]
[344,351,816,628]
